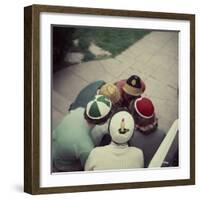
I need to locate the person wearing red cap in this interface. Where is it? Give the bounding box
[129,97,158,134]
[114,75,146,109]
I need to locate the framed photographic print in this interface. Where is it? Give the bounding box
[24,4,195,194]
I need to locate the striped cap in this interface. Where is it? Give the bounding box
[86,95,112,120]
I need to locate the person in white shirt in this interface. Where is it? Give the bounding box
[85,110,144,171]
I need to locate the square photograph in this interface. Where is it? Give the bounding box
[51,25,179,173]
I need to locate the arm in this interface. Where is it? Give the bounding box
[90,122,109,146]
[78,140,94,168]
[84,150,95,171]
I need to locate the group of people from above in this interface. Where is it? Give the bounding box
[52,75,160,172]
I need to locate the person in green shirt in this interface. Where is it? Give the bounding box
[52,95,113,172]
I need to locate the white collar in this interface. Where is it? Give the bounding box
[110,141,128,148]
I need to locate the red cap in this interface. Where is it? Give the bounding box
[134,97,154,118]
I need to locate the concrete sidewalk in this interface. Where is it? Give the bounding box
[53,31,178,133]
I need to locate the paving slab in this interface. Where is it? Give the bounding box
[130,60,159,77]
[52,90,71,115]
[53,66,88,102]
[68,60,113,83]
[115,51,137,67]
[125,31,174,57]
[99,58,130,78]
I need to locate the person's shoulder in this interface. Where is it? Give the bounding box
[90,146,109,155]
[115,80,126,86]
[54,108,85,135]
[70,107,85,115]
[67,107,85,121]
[59,108,84,122]
[129,146,144,155]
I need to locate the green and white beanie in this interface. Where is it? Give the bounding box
[86,95,112,120]
[109,111,135,144]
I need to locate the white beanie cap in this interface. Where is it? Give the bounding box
[109,111,135,144]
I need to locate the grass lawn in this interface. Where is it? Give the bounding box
[72,27,151,61]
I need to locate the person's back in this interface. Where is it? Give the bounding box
[85,110,144,171]
[85,142,143,170]
[129,129,165,167]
